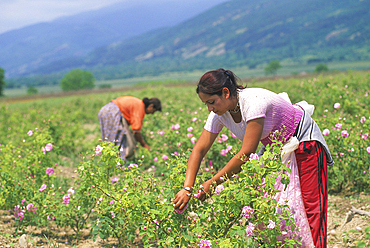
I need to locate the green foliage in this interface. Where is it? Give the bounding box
[60,69,95,91]
[314,63,329,73]
[0,67,5,96]
[27,87,38,95]
[1,71,370,246]
[98,84,111,89]
[264,61,282,75]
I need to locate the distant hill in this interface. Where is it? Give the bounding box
[0,0,228,77]
[4,0,370,87]
[31,0,370,81]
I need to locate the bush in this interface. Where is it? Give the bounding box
[0,67,5,97]
[60,69,95,91]
[314,63,329,73]
[264,61,282,75]
[27,87,38,95]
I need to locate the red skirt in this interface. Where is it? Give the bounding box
[295,141,328,248]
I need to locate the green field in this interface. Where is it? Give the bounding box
[4,61,370,98]
[1,69,370,247]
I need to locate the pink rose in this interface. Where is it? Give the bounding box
[242,206,253,219]
[220,149,227,156]
[334,103,340,109]
[45,143,53,152]
[322,129,330,136]
[214,185,225,195]
[249,153,259,161]
[95,145,103,155]
[39,184,47,192]
[46,167,54,175]
[63,194,70,204]
[341,130,349,138]
[245,222,255,237]
[221,134,228,142]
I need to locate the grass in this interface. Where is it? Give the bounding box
[3,60,370,98]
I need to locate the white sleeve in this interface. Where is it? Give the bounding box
[204,112,224,133]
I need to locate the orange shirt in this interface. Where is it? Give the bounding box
[112,96,145,132]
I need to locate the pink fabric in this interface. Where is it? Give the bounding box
[204,88,303,145]
[275,137,315,248]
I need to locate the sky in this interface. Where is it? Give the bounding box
[0,0,130,34]
[0,0,229,35]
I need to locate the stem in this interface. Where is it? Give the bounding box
[96,186,120,201]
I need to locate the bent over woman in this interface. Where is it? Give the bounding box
[174,68,333,248]
[98,96,161,160]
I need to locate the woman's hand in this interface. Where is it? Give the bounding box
[174,189,191,210]
[143,144,151,151]
[197,179,213,201]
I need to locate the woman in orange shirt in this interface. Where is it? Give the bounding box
[98,96,161,159]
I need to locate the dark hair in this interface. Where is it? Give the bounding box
[143,97,162,112]
[196,68,245,97]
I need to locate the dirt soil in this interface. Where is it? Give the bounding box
[1,193,369,248]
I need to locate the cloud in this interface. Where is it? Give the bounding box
[0,0,127,34]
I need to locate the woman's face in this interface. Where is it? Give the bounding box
[198,88,231,115]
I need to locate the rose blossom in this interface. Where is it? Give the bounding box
[63,194,70,204]
[220,149,227,156]
[199,239,212,248]
[46,167,54,175]
[334,103,340,109]
[341,130,349,138]
[267,219,275,229]
[39,184,47,192]
[367,147,370,154]
[335,123,342,129]
[220,134,228,142]
[322,129,330,136]
[242,206,253,219]
[67,187,75,195]
[187,127,193,132]
[246,222,255,236]
[27,130,33,136]
[214,185,225,195]
[360,116,366,123]
[249,153,259,161]
[45,143,53,152]
[95,145,103,155]
[171,124,180,130]
[162,155,168,160]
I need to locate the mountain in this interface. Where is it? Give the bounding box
[30,0,370,81]
[0,0,229,77]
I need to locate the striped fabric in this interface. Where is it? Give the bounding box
[98,102,136,159]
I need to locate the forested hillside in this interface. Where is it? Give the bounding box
[32,0,370,80]
[0,0,228,78]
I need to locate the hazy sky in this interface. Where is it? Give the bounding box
[0,0,228,35]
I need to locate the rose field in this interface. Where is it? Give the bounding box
[1,71,370,247]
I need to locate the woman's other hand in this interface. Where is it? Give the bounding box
[174,189,191,210]
[197,179,213,201]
